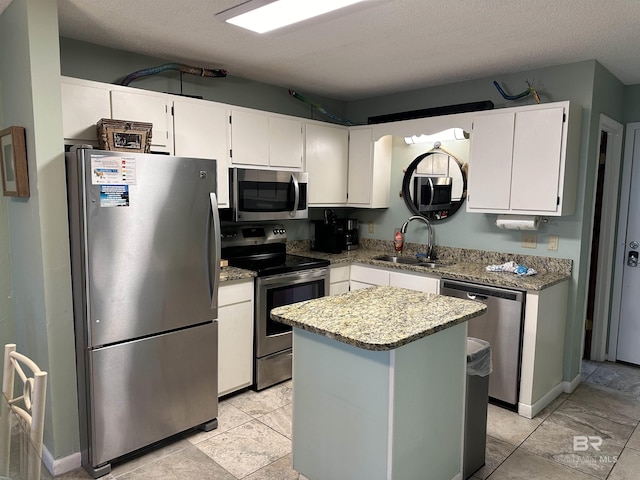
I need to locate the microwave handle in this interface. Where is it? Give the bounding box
[290,173,299,218]
[427,177,434,207]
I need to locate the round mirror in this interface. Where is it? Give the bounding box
[401,147,467,221]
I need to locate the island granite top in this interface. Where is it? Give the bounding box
[270,286,487,351]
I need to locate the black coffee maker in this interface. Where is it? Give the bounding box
[311,209,345,254]
[343,218,359,250]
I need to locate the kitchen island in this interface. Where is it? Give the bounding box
[271,286,487,480]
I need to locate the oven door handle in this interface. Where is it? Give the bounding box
[290,173,299,218]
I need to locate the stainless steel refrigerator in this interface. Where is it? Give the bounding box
[66,147,221,478]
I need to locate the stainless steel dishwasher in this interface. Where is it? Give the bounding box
[440,279,525,408]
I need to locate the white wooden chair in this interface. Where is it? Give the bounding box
[0,344,48,480]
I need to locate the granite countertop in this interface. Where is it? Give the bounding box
[220,266,256,282]
[287,245,571,291]
[271,286,487,351]
[222,241,572,290]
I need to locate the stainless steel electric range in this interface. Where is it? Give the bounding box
[221,224,329,390]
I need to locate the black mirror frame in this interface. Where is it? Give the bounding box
[401,149,467,222]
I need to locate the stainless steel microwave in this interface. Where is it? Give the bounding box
[230,168,308,221]
[413,175,453,212]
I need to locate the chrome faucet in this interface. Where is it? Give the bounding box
[400,215,435,260]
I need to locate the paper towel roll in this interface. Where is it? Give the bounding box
[495,215,540,230]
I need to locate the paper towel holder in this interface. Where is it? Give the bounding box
[495,215,548,230]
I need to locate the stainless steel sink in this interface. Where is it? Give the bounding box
[419,262,449,268]
[374,255,422,265]
[373,255,449,268]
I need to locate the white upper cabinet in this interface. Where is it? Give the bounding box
[230,109,269,166]
[305,121,349,206]
[173,98,231,208]
[467,101,580,216]
[269,116,303,169]
[61,79,111,142]
[230,108,303,169]
[110,89,173,154]
[347,127,392,208]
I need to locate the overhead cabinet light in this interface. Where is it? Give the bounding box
[218,0,370,33]
[404,128,468,145]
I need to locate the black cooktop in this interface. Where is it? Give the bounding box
[220,224,329,277]
[226,253,329,277]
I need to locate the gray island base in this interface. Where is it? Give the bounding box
[271,286,487,480]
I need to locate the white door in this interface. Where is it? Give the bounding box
[617,129,640,365]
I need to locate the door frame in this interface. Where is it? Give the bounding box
[608,122,640,361]
[589,115,623,361]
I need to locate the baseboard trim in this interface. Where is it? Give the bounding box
[563,373,581,394]
[518,382,564,419]
[42,444,81,476]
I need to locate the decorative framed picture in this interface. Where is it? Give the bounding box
[0,126,29,197]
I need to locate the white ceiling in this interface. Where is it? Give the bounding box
[4,1,640,100]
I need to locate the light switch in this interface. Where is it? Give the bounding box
[368,222,375,234]
[548,234,559,251]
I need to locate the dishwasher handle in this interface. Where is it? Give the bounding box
[466,292,488,302]
[441,279,524,303]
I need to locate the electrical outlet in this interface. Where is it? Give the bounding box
[548,234,559,251]
[521,232,537,249]
[368,222,375,234]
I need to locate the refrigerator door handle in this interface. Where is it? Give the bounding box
[208,192,221,316]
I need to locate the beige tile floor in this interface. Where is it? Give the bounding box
[55,360,640,479]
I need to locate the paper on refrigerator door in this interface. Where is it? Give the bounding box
[91,155,137,185]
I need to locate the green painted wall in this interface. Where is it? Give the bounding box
[0,0,79,463]
[0,88,15,353]
[623,84,640,123]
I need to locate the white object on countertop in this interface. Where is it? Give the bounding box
[486,261,537,276]
[495,215,540,230]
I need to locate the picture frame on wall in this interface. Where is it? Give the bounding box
[0,126,29,197]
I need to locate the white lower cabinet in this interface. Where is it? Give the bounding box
[218,279,254,397]
[389,270,439,294]
[329,265,350,295]
[349,264,438,294]
[349,265,389,290]
[518,280,568,418]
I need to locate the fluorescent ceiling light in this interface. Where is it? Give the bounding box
[218,0,369,34]
[404,128,468,145]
